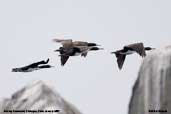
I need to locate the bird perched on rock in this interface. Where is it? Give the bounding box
[111,43,154,70]
[12,58,54,72]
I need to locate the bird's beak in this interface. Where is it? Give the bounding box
[111,52,115,54]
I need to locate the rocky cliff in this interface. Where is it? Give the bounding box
[129,46,171,114]
[0,81,82,114]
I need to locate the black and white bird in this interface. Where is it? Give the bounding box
[12,58,54,72]
[111,43,154,70]
[53,39,103,66]
[55,46,103,66]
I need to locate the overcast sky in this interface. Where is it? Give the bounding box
[0,0,171,114]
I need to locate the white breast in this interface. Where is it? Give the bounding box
[74,52,81,56]
[126,50,135,55]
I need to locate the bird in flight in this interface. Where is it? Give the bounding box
[12,58,54,72]
[53,39,103,66]
[55,46,103,66]
[111,43,154,70]
[53,39,100,48]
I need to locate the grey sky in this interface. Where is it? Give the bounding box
[0,0,171,114]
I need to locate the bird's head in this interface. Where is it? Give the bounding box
[90,47,104,51]
[39,65,54,69]
[88,43,101,47]
[145,47,155,51]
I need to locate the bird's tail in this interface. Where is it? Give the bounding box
[111,51,116,54]
[54,49,61,52]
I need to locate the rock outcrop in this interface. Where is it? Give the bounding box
[129,46,171,114]
[0,81,82,114]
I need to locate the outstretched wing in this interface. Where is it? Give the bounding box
[61,55,69,66]
[73,41,88,46]
[124,43,146,57]
[53,39,73,49]
[53,39,72,43]
[115,53,126,70]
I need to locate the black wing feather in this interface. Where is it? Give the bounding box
[61,55,69,66]
[116,53,126,69]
